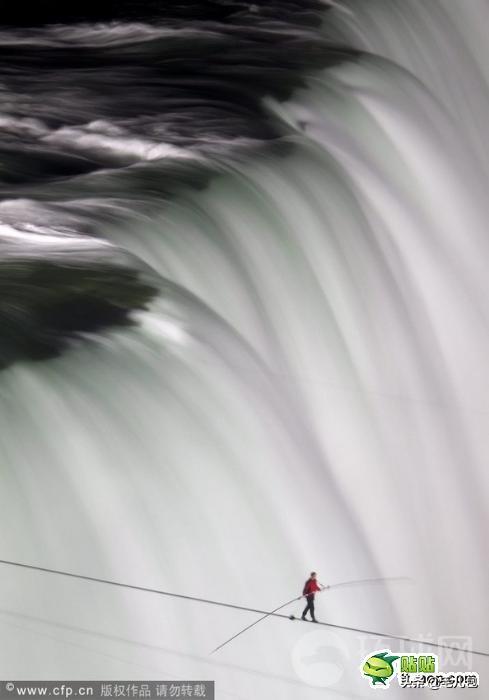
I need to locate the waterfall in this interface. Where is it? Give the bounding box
[0,2,487,697]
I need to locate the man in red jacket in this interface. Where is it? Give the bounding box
[302,571,323,622]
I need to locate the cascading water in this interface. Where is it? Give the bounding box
[0,1,487,698]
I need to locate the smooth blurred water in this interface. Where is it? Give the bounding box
[0,2,488,698]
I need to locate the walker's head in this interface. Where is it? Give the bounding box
[310,572,317,579]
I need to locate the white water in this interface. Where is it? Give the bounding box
[0,2,488,697]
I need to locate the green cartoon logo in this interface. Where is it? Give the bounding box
[362,651,399,687]
[360,649,480,690]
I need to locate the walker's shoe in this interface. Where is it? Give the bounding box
[301,615,307,621]
[312,619,318,623]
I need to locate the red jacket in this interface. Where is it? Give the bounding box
[303,578,321,596]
